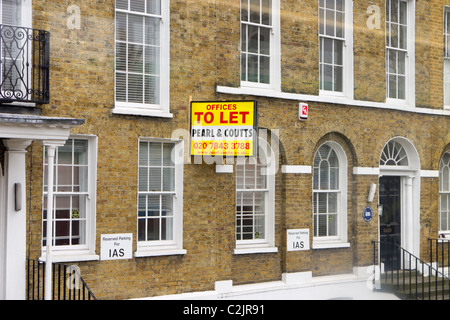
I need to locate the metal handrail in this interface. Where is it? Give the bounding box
[372,241,450,300]
[27,259,97,300]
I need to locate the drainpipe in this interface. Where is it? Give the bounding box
[44,145,56,300]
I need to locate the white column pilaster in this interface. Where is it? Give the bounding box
[40,140,66,300]
[2,139,32,300]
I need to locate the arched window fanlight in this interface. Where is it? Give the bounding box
[380,140,409,166]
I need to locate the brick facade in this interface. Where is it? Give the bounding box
[17,0,450,299]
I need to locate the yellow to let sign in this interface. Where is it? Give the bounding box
[190,101,257,156]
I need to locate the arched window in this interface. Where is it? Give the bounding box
[440,152,450,233]
[312,142,349,248]
[380,140,409,166]
[235,138,276,254]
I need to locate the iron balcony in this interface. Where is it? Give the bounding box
[0,24,50,104]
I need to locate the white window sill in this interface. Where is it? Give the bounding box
[134,248,187,257]
[216,86,450,117]
[113,105,173,118]
[233,246,278,255]
[40,252,99,263]
[312,240,350,250]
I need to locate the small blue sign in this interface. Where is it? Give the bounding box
[363,207,373,222]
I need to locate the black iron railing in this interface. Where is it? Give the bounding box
[0,24,50,104]
[27,259,96,300]
[372,241,450,300]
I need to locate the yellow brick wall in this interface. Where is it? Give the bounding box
[22,0,450,299]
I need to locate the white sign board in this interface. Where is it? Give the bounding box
[101,233,133,260]
[287,229,310,251]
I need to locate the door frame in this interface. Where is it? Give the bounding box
[378,137,421,270]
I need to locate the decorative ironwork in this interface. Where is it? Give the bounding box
[0,24,50,104]
[27,259,97,300]
[373,240,450,300]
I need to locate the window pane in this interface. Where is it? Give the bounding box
[250,0,260,23]
[336,11,344,38]
[318,214,327,236]
[334,66,343,92]
[399,25,407,49]
[128,74,144,103]
[388,74,397,99]
[128,44,143,73]
[261,0,271,25]
[116,12,127,41]
[161,194,173,216]
[116,0,128,10]
[399,0,407,25]
[145,75,160,104]
[390,0,398,23]
[145,16,160,45]
[130,0,145,13]
[149,142,162,165]
[326,0,334,9]
[328,214,337,236]
[146,0,161,15]
[328,193,337,213]
[241,0,248,21]
[260,56,270,84]
[391,23,398,48]
[334,40,343,65]
[323,37,333,64]
[163,167,174,191]
[388,49,397,74]
[247,54,258,82]
[318,193,327,213]
[325,9,335,36]
[139,141,149,166]
[319,8,324,35]
[241,24,247,51]
[116,72,127,101]
[248,25,259,53]
[260,27,270,55]
[138,167,148,191]
[323,64,333,91]
[397,75,405,99]
[149,167,162,191]
[128,14,143,43]
[147,194,160,216]
[147,218,159,240]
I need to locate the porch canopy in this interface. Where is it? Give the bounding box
[0,111,84,300]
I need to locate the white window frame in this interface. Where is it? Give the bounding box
[240,0,281,91]
[113,0,172,118]
[444,6,450,109]
[318,0,353,99]
[41,135,98,262]
[439,151,450,236]
[135,138,186,257]
[312,141,349,249]
[385,0,415,108]
[234,137,277,255]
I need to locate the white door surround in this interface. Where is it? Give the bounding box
[0,113,83,300]
[379,137,421,261]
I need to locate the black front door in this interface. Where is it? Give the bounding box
[379,176,401,271]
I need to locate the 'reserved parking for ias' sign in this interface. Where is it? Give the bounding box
[190,101,258,157]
